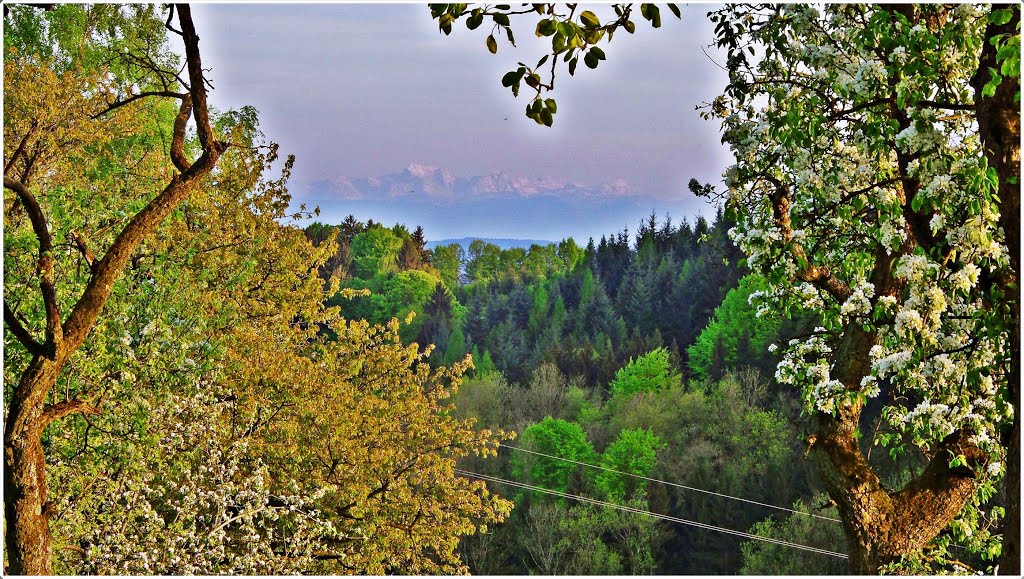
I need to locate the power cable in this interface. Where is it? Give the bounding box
[455,468,849,559]
[500,443,841,522]
[500,444,968,551]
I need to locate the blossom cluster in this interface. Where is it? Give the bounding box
[715,4,1012,463]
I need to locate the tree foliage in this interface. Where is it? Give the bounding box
[688,274,781,382]
[3,4,511,574]
[429,3,681,125]
[512,417,595,495]
[706,4,1019,573]
[595,427,665,502]
[609,347,682,398]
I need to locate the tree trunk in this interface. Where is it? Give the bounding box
[815,412,986,573]
[3,357,62,575]
[812,317,986,573]
[971,6,1021,575]
[3,6,221,573]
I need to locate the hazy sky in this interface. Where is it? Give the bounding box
[188,2,733,240]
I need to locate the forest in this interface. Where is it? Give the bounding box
[2,3,1020,576]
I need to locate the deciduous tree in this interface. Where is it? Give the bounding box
[3,5,228,572]
[706,4,1019,573]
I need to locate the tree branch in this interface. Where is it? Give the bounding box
[60,4,227,356]
[39,398,100,428]
[90,90,187,120]
[177,4,216,151]
[765,179,853,302]
[3,301,46,357]
[892,431,986,546]
[4,121,38,177]
[169,97,193,173]
[917,99,975,111]
[4,176,62,354]
[66,230,97,273]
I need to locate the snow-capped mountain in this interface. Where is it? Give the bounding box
[308,163,636,203]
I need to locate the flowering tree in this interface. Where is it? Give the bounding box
[705,4,1019,573]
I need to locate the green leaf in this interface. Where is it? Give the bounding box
[590,46,606,61]
[467,13,484,30]
[552,31,566,52]
[492,13,510,27]
[540,108,553,126]
[580,10,600,29]
[667,3,681,19]
[650,6,661,29]
[536,18,556,37]
[624,19,635,34]
[569,56,578,76]
[536,54,549,68]
[584,51,599,69]
[501,70,519,87]
[544,98,557,113]
[486,34,498,54]
[910,193,923,212]
[983,67,1002,97]
[989,8,1014,26]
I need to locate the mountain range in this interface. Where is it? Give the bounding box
[302,164,699,242]
[308,163,636,203]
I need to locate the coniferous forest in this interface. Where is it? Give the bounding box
[3,3,1020,576]
[303,210,839,574]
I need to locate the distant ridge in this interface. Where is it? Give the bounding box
[426,237,555,251]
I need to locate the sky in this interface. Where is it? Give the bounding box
[188,2,733,242]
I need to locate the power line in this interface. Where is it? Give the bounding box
[455,468,848,559]
[499,444,970,553]
[500,443,841,523]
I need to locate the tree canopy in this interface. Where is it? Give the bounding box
[3,4,510,574]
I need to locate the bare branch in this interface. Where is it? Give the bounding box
[918,99,974,111]
[164,4,182,36]
[4,121,38,177]
[177,4,216,151]
[66,231,97,273]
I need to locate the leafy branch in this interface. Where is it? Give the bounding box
[429,3,680,125]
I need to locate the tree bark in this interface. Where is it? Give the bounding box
[3,5,223,574]
[970,6,1020,575]
[3,358,61,575]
